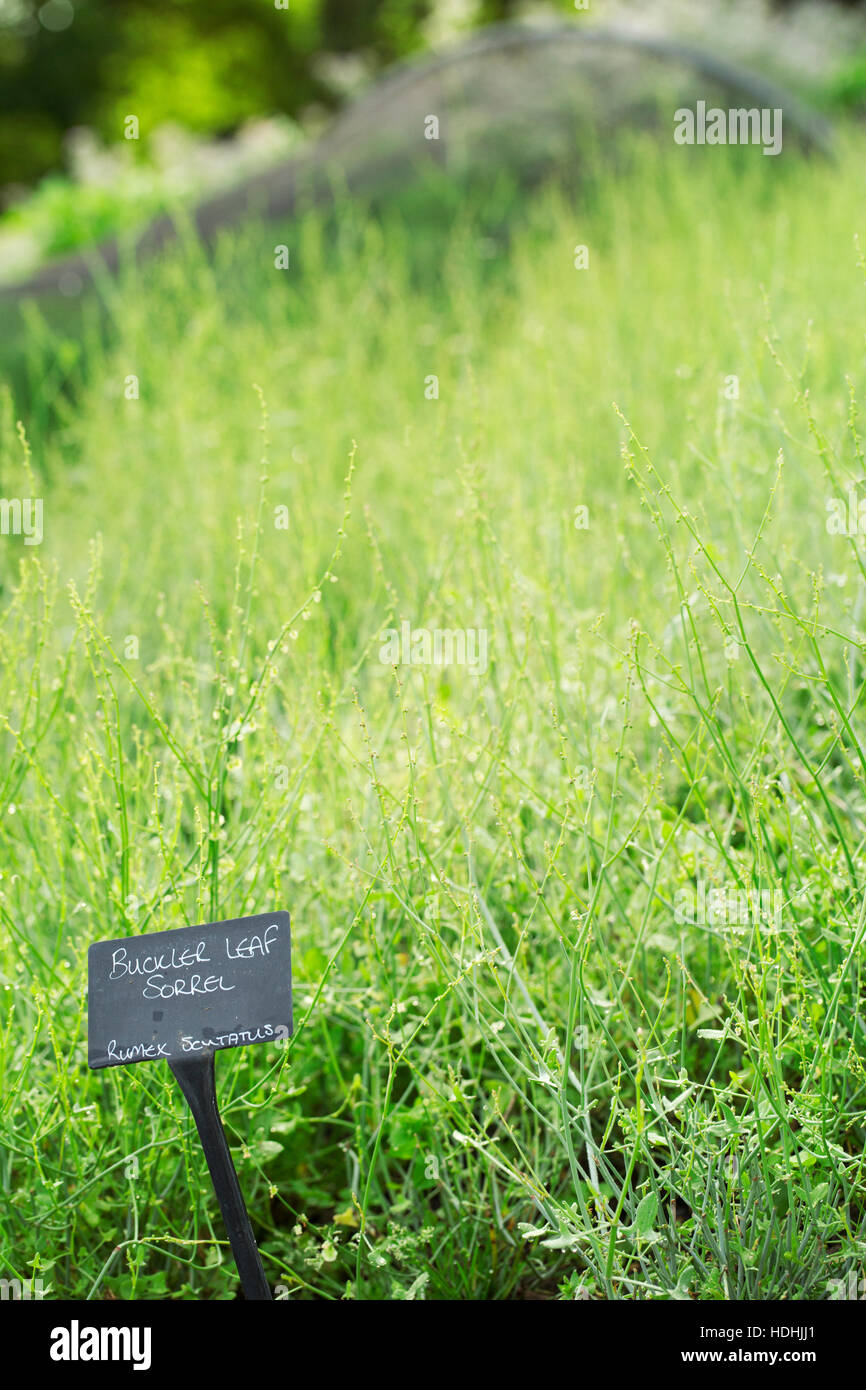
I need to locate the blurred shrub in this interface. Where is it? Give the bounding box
[0,117,303,281]
[3,0,861,193]
[0,0,528,189]
[822,43,866,108]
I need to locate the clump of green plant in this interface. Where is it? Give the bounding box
[1,133,865,1299]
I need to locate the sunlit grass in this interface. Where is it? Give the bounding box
[1,132,866,1300]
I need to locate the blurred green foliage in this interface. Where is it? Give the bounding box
[2,0,859,193]
[822,43,866,108]
[0,0,530,188]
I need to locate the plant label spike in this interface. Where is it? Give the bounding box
[87,910,292,1301]
[168,1050,272,1300]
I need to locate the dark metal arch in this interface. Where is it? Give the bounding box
[0,19,833,302]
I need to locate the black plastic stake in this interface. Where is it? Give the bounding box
[169,1052,272,1301]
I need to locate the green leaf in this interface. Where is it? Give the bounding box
[634,1192,658,1237]
[255,1139,284,1160]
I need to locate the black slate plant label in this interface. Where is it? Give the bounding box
[88,910,292,1069]
[87,910,292,1301]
